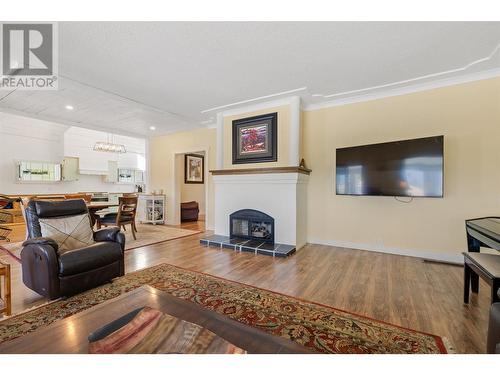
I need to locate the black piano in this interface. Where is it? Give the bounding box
[464,217,500,304]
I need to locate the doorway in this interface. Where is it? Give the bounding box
[174,150,207,231]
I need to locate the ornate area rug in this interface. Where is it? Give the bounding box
[0,224,201,262]
[0,263,451,353]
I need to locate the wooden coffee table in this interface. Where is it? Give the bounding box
[0,285,312,354]
[0,260,11,317]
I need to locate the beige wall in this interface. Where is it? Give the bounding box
[149,128,216,227]
[223,105,292,168]
[303,77,500,258]
[181,152,206,215]
[149,77,500,259]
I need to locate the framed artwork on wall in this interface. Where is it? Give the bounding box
[232,112,278,164]
[184,154,204,184]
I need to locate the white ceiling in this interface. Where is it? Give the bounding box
[0,78,194,138]
[1,22,499,137]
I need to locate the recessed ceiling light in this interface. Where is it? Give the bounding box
[149,126,156,131]
[65,105,74,110]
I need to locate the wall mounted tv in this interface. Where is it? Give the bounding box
[336,136,444,198]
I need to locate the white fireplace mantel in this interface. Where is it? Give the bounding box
[212,167,310,249]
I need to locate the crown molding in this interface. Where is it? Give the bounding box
[310,42,500,100]
[303,67,500,111]
[201,67,500,119]
[201,87,307,115]
[219,95,301,118]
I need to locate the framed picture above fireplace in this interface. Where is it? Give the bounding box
[232,112,277,164]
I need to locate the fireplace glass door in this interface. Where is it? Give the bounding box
[232,219,249,237]
[229,209,274,244]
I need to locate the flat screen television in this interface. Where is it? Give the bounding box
[336,136,444,197]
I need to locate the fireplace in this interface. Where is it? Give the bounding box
[230,209,274,244]
[202,167,309,257]
[201,208,294,256]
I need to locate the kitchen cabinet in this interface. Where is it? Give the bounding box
[104,161,118,183]
[61,157,79,181]
[17,161,61,182]
[102,163,145,185]
[135,170,145,184]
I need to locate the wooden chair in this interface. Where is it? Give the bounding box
[65,193,92,203]
[0,195,23,224]
[96,196,138,240]
[0,260,11,316]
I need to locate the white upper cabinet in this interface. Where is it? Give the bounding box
[63,127,146,175]
[104,160,118,183]
[61,157,79,181]
[17,160,61,182]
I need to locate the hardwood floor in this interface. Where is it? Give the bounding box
[0,219,491,353]
[1,223,25,243]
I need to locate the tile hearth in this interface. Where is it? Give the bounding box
[200,235,295,257]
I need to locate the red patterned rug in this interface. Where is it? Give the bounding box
[0,263,452,353]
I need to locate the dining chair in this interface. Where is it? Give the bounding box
[96,196,138,240]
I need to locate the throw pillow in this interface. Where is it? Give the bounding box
[39,213,95,255]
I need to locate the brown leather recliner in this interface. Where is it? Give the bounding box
[21,199,125,300]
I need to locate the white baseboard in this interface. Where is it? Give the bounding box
[307,238,464,265]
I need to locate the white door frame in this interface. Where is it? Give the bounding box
[171,147,210,229]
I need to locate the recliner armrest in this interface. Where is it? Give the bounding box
[20,238,61,299]
[94,227,125,251]
[94,227,120,242]
[22,237,59,251]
